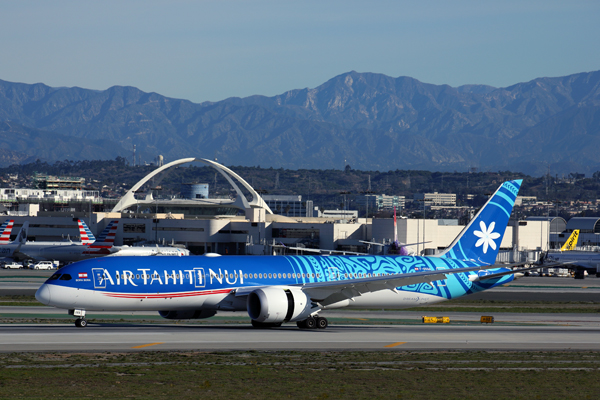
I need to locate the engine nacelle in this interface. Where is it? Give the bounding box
[158,310,217,320]
[247,287,318,324]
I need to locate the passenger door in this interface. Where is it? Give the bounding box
[194,268,206,288]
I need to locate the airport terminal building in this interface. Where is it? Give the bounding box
[0,158,562,260]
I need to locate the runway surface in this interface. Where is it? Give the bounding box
[2,321,600,352]
[2,307,600,352]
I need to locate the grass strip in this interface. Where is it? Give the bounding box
[0,350,599,399]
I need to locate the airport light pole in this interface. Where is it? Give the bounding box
[415,198,432,255]
[151,186,162,243]
[340,191,350,219]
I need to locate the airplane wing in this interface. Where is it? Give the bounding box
[468,262,567,282]
[12,250,45,262]
[235,261,530,307]
[359,240,431,247]
[273,244,367,256]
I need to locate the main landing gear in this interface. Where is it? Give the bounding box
[297,316,328,330]
[250,316,329,329]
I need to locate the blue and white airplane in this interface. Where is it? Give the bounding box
[36,179,533,329]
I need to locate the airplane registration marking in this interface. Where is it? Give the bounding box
[384,342,406,348]
[131,342,164,349]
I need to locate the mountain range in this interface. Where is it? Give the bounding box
[1,70,600,176]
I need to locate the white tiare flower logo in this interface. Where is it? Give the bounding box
[473,221,500,254]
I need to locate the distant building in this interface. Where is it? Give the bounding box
[320,209,358,219]
[413,192,456,206]
[263,195,307,217]
[355,194,405,212]
[33,173,85,190]
[0,187,103,215]
[515,196,537,206]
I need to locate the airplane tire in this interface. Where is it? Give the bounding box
[316,317,328,329]
[304,317,316,329]
[75,318,87,328]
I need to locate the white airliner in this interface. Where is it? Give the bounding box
[109,244,189,257]
[13,220,119,262]
[544,230,600,277]
[0,220,28,260]
[13,220,188,263]
[36,180,543,329]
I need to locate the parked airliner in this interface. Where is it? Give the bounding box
[14,220,119,262]
[543,229,600,278]
[0,221,28,260]
[15,220,189,263]
[360,207,429,255]
[37,180,535,329]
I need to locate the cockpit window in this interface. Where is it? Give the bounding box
[59,274,72,281]
[48,274,61,280]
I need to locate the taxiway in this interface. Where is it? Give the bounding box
[1,321,600,352]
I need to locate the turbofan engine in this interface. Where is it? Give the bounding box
[158,310,217,320]
[247,287,319,324]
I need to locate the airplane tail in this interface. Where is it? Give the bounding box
[15,222,29,245]
[77,219,96,245]
[437,179,522,265]
[560,229,579,251]
[87,220,119,248]
[0,219,14,245]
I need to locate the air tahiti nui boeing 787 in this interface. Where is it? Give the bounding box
[36,180,532,329]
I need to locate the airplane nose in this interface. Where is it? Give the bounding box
[35,284,51,305]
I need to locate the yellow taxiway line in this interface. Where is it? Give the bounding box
[131,342,164,349]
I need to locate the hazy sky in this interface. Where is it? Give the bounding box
[2,1,599,103]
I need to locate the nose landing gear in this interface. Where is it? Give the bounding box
[69,309,87,328]
[75,318,87,328]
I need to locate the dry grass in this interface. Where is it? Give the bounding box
[1,351,599,399]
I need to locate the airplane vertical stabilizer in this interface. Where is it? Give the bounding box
[88,220,119,248]
[77,220,96,245]
[437,179,522,265]
[0,220,14,245]
[16,222,28,245]
[560,229,579,251]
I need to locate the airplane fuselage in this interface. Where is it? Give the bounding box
[37,254,512,312]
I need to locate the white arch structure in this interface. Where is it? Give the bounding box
[111,157,273,214]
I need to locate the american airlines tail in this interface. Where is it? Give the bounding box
[87,220,119,248]
[437,179,522,265]
[0,219,14,245]
[77,220,96,245]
